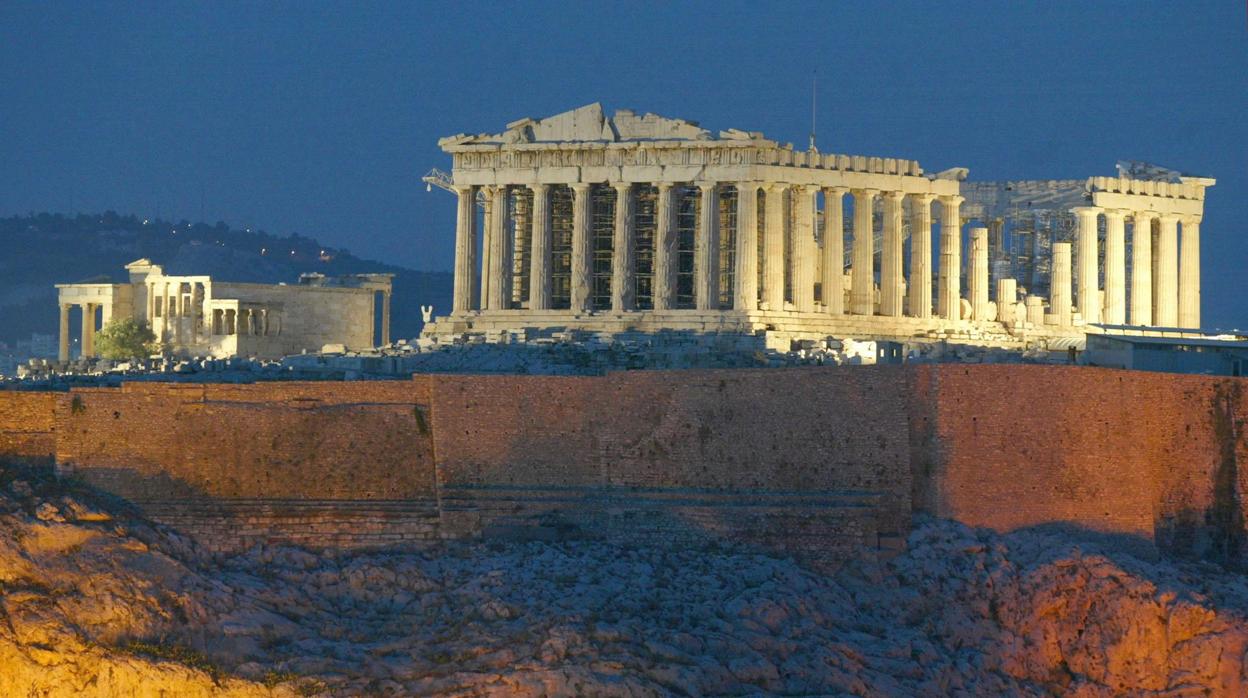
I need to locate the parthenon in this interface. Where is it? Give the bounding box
[424,103,1213,348]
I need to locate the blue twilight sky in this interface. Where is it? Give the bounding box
[2,1,1246,326]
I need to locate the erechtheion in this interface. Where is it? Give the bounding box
[424,103,1213,348]
[55,259,393,360]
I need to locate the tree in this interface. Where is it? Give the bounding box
[93,318,158,360]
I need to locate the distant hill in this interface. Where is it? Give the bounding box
[0,212,451,346]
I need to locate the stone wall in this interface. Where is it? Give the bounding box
[913,365,1248,561]
[0,391,56,462]
[2,366,1246,563]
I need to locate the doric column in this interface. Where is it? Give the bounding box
[611,182,635,312]
[1072,206,1101,325]
[908,194,935,318]
[695,182,719,310]
[511,190,529,308]
[527,183,551,310]
[1155,213,1179,327]
[851,188,878,315]
[791,185,817,312]
[1103,209,1126,325]
[58,303,69,362]
[822,187,847,314]
[485,186,511,311]
[1179,215,1201,328]
[762,184,786,310]
[938,195,964,320]
[81,303,95,358]
[652,183,676,310]
[1130,212,1154,326]
[569,183,592,312]
[452,185,476,312]
[969,227,989,320]
[479,190,493,310]
[381,290,391,345]
[880,191,905,317]
[1050,242,1072,326]
[997,278,1018,325]
[734,182,761,311]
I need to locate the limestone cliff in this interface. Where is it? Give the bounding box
[2,460,1248,696]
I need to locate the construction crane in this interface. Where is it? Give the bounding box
[422,168,485,209]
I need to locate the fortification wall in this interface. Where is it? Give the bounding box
[0,391,56,462]
[430,368,913,560]
[914,365,1248,560]
[1,366,1245,563]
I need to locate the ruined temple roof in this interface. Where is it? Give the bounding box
[438,103,773,148]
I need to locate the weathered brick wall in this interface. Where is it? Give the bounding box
[430,366,916,558]
[0,390,57,462]
[915,365,1248,560]
[54,381,436,502]
[1,366,1244,563]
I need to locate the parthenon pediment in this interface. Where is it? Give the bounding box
[444,103,724,146]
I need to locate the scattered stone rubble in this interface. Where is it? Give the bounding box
[3,460,1246,697]
[2,330,1076,386]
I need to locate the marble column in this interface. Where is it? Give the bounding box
[1103,209,1126,325]
[381,291,391,345]
[479,190,493,310]
[652,183,676,310]
[695,182,719,310]
[1050,242,1072,326]
[734,182,761,311]
[486,186,511,311]
[969,227,989,321]
[997,278,1018,324]
[791,185,817,312]
[1155,214,1179,327]
[908,194,935,319]
[58,303,69,362]
[610,183,635,311]
[1130,212,1154,326]
[762,184,786,310]
[880,191,905,317]
[81,303,95,358]
[1072,206,1101,325]
[189,284,200,344]
[938,195,963,320]
[821,187,846,314]
[569,183,592,312]
[851,188,878,316]
[1179,215,1201,328]
[527,183,551,310]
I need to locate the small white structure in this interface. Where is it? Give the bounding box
[55,259,393,361]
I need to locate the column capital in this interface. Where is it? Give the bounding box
[764,182,789,193]
[527,182,549,193]
[452,184,474,195]
[1070,206,1102,216]
[735,181,763,192]
[851,187,880,197]
[1102,208,1128,221]
[1180,214,1202,225]
[611,181,631,194]
[655,181,675,192]
[823,185,850,196]
[696,181,718,193]
[882,190,906,203]
[938,194,964,207]
[1134,210,1156,221]
[1157,212,1181,223]
[907,192,937,204]
[569,182,591,193]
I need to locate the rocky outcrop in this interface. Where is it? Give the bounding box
[2,461,1248,696]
